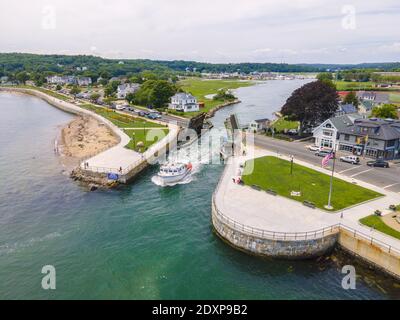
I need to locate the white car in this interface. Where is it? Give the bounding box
[115,105,125,111]
[308,145,320,152]
[340,155,360,165]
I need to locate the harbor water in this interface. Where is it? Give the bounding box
[0,82,399,299]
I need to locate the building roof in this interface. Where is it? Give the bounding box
[172,92,196,100]
[341,118,400,141]
[329,114,362,131]
[356,91,389,104]
[338,103,357,114]
[253,118,270,123]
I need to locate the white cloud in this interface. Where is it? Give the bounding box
[0,0,399,63]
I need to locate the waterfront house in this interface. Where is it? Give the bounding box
[313,114,362,150]
[248,118,271,133]
[77,77,92,86]
[169,93,199,112]
[117,83,140,99]
[338,118,400,159]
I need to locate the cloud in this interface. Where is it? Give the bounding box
[0,0,399,63]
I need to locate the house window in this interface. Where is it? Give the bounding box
[387,140,396,148]
[344,134,350,141]
[323,130,333,136]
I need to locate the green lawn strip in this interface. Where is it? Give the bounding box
[79,104,166,129]
[389,93,400,104]
[360,215,400,240]
[241,156,382,211]
[334,81,376,91]
[13,85,70,101]
[271,117,299,132]
[177,78,253,118]
[124,128,169,152]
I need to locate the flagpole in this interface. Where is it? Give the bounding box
[325,149,336,210]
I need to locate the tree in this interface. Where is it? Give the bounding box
[90,92,101,103]
[16,71,30,84]
[56,84,62,91]
[343,91,359,107]
[371,104,398,119]
[133,80,177,108]
[70,86,81,96]
[280,80,339,133]
[213,89,236,101]
[125,92,136,104]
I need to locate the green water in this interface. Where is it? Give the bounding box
[0,87,399,299]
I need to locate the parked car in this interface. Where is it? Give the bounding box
[138,111,149,117]
[147,112,162,120]
[367,159,389,168]
[287,129,298,135]
[314,150,332,157]
[308,145,320,152]
[115,105,125,111]
[340,155,360,165]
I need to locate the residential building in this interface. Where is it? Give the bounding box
[248,118,270,133]
[335,103,357,116]
[358,100,375,115]
[356,91,389,105]
[313,114,362,150]
[338,118,400,159]
[169,93,199,112]
[0,76,9,83]
[77,77,92,86]
[117,83,140,99]
[46,75,76,85]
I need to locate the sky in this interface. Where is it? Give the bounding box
[1,0,399,64]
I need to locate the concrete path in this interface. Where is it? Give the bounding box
[215,146,400,251]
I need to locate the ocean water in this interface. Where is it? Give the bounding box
[0,85,399,300]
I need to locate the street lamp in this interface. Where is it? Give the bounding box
[131,132,136,149]
[290,155,294,175]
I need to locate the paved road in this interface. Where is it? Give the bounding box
[253,135,400,193]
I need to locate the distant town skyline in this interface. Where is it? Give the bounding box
[1,0,399,64]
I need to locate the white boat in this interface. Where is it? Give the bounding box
[157,162,193,185]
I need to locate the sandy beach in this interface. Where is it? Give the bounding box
[59,115,119,162]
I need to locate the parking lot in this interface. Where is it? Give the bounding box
[253,134,400,193]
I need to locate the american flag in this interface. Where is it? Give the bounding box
[322,151,334,167]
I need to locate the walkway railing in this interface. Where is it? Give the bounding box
[213,159,400,254]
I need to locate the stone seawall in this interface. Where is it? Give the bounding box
[211,197,338,259]
[338,228,400,280]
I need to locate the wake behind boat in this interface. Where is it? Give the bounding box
[156,162,193,185]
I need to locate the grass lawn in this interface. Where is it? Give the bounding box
[334,81,376,91]
[124,128,169,152]
[15,85,71,101]
[271,117,299,132]
[360,215,400,240]
[389,92,400,104]
[241,156,382,211]
[80,104,167,129]
[177,78,253,117]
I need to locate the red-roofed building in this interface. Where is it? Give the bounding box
[337,91,350,101]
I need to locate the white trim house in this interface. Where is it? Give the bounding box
[169,93,199,112]
[313,114,361,150]
[117,83,140,99]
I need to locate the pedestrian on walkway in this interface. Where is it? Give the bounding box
[340,211,344,219]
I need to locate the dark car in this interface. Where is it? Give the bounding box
[314,150,332,157]
[367,159,389,168]
[138,111,149,117]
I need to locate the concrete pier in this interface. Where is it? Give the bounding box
[212,147,400,278]
[0,87,180,184]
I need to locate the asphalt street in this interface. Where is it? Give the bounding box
[253,134,400,193]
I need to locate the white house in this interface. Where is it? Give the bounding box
[169,93,199,112]
[77,77,92,86]
[312,114,362,150]
[46,75,76,85]
[248,118,270,133]
[117,83,140,99]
